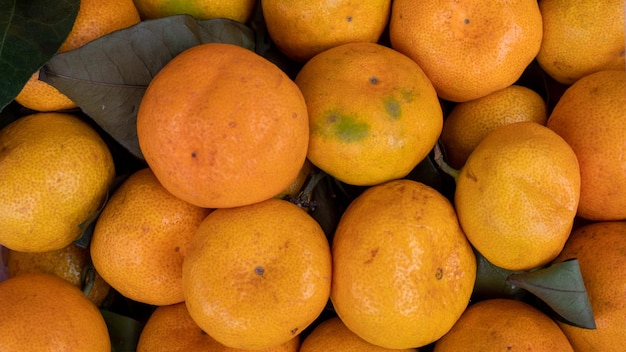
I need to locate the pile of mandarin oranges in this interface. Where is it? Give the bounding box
[1,0,625,351]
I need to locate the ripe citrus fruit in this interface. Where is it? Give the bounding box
[182,198,332,350]
[536,0,625,85]
[331,179,476,349]
[0,273,110,351]
[136,43,309,209]
[0,112,115,252]
[15,72,77,112]
[137,302,300,352]
[7,243,110,307]
[454,121,580,271]
[433,298,574,351]
[440,85,548,169]
[389,0,543,102]
[546,69,626,221]
[262,0,391,62]
[15,0,141,112]
[90,168,211,306]
[295,42,443,186]
[552,221,626,351]
[132,0,256,23]
[300,316,418,352]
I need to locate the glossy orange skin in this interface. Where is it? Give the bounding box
[182,198,331,350]
[389,0,543,102]
[331,179,476,349]
[137,43,310,209]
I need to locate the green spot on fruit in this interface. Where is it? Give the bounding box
[384,97,401,119]
[318,110,369,143]
[401,89,415,103]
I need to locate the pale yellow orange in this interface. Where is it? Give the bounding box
[133,0,256,23]
[14,72,76,112]
[537,0,625,85]
[455,121,580,271]
[7,243,110,307]
[0,113,115,252]
[331,179,476,349]
[15,0,140,111]
[262,0,391,62]
[440,85,547,169]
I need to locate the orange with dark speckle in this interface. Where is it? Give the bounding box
[137,43,309,209]
[182,198,331,350]
[331,179,476,349]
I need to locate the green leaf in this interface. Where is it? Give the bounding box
[41,15,255,159]
[0,0,79,112]
[101,309,143,352]
[507,259,596,329]
[471,250,527,302]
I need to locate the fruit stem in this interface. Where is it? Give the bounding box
[433,142,460,182]
[286,168,327,211]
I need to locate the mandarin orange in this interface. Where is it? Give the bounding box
[182,198,331,350]
[137,302,300,352]
[440,85,547,169]
[15,0,140,111]
[537,0,625,85]
[0,112,115,252]
[136,43,309,209]
[455,121,580,271]
[552,221,626,350]
[546,69,626,221]
[389,0,543,102]
[295,42,442,186]
[433,299,574,351]
[300,316,418,352]
[0,273,110,351]
[331,179,476,349]
[90,168,211,306]
[133,0,256,22]
[7,243,111,307]
[262,0,391,62]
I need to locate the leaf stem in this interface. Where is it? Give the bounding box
[433,142,460,182]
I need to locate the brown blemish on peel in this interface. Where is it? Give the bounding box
[364,247,379,264]
[436,267,443,280]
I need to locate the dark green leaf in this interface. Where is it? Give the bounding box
[507,259,596,329]
[42,15,255,159]
[0,0,79,112]
[471,250,527,302]
[0,99,27,130]
[406,148,458,201]
[309,174,356,241]
[101,309,143,352]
